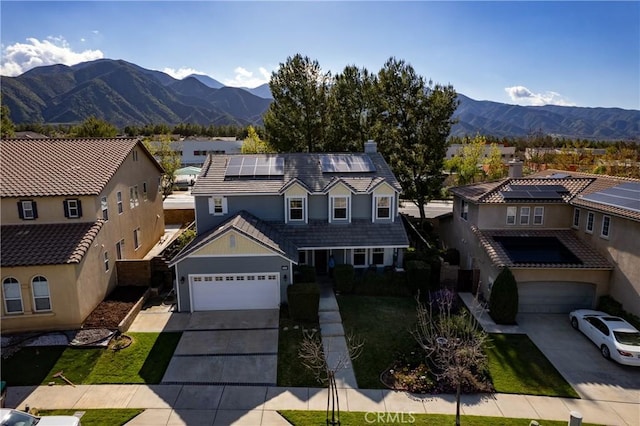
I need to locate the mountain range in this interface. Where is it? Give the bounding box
[2,58,638,141]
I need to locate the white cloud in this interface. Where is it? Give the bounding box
[0,36,103,76]
[223,66,272,88]
[162,67,207,79]
[505,85,576,106]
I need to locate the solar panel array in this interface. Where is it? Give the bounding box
[501,184,568,200]
[224,156,285,178]
[580,182,640,213]
[320,154,376,173]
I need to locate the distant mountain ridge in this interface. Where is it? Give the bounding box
[1,59,638,140]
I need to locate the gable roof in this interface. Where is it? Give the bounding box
[170,211,298,266]
[191,152,402,196]
[0,138,163,197]
[0,221,104,267]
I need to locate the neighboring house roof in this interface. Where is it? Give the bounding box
[12,131,49,139]
[171,211,299,266]
[0,138,163,197]
[269,219,410,249]
[472,227,613,270]
[191,152,402,196]
[0,221,104,267]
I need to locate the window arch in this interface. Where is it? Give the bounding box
[2,277,23,314]
[31,276,51,312]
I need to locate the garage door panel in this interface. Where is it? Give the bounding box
[518,282,595,314]
[190,273,280,311]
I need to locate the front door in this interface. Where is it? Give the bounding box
[315,250,328,276]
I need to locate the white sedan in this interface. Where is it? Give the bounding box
[569,309,640,366]
[0,408,81,426]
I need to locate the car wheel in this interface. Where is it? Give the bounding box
[601,345,611,359]
[571,317,579,330]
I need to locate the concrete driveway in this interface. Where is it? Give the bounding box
[161,310,279,386]
[517,313,640,404]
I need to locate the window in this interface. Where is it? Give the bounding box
[132,150,139,161]
[332,196,349,220]
[586,211,595,233]
[134,228,141,250]
[104,251,110,272]
[31,276,51,312]
[288,197,305,221]
[533,206,544,225]
[460,199,468,221]
[2,277,23,314]
[519,207,530,225]
[100,197,108,220]
[375,196,392,220]
[142,182,148,201]
[506,207,517,225]
[116,239,124,260]
[298,251,307,265]
[117,192,123,214]
[129,186,139,209]
[371,248,385,265]
[229,234,236,249]
[64,199,83,219]
[208,196,227,216]
[353,248,366,266]
[601,215,611,238]
[158,176,163,194]
[18,200,38,220]
[573,208,580,229]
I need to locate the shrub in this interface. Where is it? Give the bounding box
[287,283,320,323]
[334,264,355,293]
[294,265,316,283]
[406,260,431,297]
[488,267,519,324]
[598,295,640,330]
[443,248,460,265]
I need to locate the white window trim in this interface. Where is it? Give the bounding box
[519,206,530,225]
[586,211,595,234]
[3,278,23,314]
[134,227,141,250]
[142,182,148,201]
[506,206,517,225]
[117,191,123,214]
[286,196,307,223]
[208,196,228,216]
[330,195,351,222]
[31,276,51,312]
[460,199,469,221]
[67,199,81,218]
[104,251,110,272]
[352,248,367,268]
[370,248,385,265]
[600,215,611,239]
[22,200,35,220]
[116,239,125,260]
[572,208,580,229]
[533,206,544,225]
[373,195,394,222]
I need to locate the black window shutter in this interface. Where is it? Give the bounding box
[77,200,83,217]
[17,201,24,219]
[32,201,38,219]
[63,200,70,217]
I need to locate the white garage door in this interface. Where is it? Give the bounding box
[190,273,280,311]
[519,282,596,313]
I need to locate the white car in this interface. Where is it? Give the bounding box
[0,408,81,426]
[570,309,640,366]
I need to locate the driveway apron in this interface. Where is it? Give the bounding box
[161,310,279,386]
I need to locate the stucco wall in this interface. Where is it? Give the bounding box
[1,195,96,225]
[476,203,573,229]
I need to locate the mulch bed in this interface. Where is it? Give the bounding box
[82,286,147,329]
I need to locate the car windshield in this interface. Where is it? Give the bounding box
[614,331,640,346]
[1,410,39,426]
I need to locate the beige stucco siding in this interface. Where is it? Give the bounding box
[1,195,97,225]
[476,204,573,229]
[372,182,395,196]
[192,231,274,256]
[284,183,309,197]
[328,183,353,196]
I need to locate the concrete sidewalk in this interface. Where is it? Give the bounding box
[7,384,637,425]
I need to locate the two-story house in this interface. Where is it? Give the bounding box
[0,138,165,332]
[170,141,409,312]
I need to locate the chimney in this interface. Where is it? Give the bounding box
[364,140,377,153]
[508,159,523,178]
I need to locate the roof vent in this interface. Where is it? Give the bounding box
[364,140,377,153]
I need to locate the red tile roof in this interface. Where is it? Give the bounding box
[0,138,161,197]
[1,221,104,267]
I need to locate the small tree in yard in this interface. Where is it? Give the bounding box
[411,292,489,426]
[299,330,364,426]
[489,267,519,325]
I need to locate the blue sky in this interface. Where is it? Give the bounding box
[1,1,638,109]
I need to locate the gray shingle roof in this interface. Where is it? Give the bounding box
[1,221,105,267]
[0,138,162,197]
[170,211,299,265]
[191,152,402,195]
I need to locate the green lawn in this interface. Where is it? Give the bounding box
[485,334,579,398]
[277,306,323,387]
[337,295,418,389]
[38,409,143,426]
[279,411,601,426]
[1,332,181,386]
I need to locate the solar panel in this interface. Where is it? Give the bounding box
[502,190,564,200]
[224,156,285,178]
[320,154,376,173]
[581,183,640,213]
[510,184,568,193]
[501,191,532,199]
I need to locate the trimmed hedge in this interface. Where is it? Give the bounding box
[334,264,355,293]
[287,282,320,323]
[598,296,640,330]
[294,265,316,283]
[489,267,519,325]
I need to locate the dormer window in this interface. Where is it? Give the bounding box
[288,197,305,222]
[375,196,392,220]
[18,200,38,220]
[64,199,83,219]
[331,196,349,221]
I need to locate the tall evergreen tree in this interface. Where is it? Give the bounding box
[264,54,330,152]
